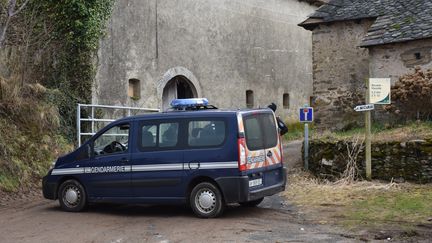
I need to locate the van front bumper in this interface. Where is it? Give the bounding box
[215,167,287,203]
[42,173,57,200]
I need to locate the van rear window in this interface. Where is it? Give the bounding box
[243,113,277,151]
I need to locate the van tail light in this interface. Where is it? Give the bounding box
[279,136,283,165]
[238,138,247,171]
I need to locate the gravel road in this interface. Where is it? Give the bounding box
[0,141,353,243]
[0,193,353,243]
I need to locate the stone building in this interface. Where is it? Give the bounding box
[94,0,324,119]
[299,0,432,130]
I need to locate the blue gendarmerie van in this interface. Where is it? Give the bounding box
[42,98,286,218]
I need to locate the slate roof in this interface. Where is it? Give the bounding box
[299,0,432,47]
[297,0,328,7]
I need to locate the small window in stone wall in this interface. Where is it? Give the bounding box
[310,96,316,106]
[246,90,254,108]
[283,93,289,109]
[128,79,141,100]
[400,47,432,67]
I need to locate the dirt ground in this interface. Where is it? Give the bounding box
[0,141,351,243]
[0,141,427,242]
[0,193,355,243]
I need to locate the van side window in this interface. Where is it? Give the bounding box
[140,122,179,150]
[159,123,179,147]
[188,120,226,147]
[141,125,157,148]
[93,123,130,156]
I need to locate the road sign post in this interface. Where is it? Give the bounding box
[355,78,390,180]
[299,106,313,170]
[354,102,373,180]
[365,79,372,180]
[304,123,309,170]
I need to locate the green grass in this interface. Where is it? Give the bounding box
[0,173,20,192]
[343,187,432,228]
[283,122,314,142]
[314,121,432,142]
[0,109,72,192]
[284,172,432,232]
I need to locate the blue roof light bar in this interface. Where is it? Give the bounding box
[170,98,209,109]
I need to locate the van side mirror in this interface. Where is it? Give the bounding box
[76,144,92,160]
[86,143,92,158]
[276,117,288,136]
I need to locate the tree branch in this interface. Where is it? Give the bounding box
[0,0,30,47]
[10,0,29,17]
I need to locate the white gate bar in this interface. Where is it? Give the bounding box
[80,118,116,122]
[80,133,128,136]
[78,103,159,111]
[77,103,159,147]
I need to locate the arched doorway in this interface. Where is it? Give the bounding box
[162,75,197,110]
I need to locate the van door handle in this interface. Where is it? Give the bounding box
[120,158,129,163]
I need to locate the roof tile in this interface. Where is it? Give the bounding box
[300,0,432,47]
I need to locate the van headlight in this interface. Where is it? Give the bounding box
[49,161,56,170]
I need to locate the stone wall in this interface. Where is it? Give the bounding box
[307,139,432,183]
[369,38,432,84]
[94,0,317,120]
[311,20,373,130]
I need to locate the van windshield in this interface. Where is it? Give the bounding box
[243,113,277,151]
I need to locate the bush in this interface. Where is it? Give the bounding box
[384,67,432,121]
[0,79,72,192]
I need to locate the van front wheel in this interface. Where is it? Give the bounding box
[190,182,224,218]
[58,179,87,212]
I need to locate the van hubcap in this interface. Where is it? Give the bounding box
[195,189,216,213]
[63,186,80,207]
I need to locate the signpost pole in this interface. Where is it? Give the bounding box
[304,123,309,170]
[300,106,313,171]
[365,79,372,180]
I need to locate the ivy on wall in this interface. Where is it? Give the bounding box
[42,0,114,102]
[1,0,114,141]
[41,0,114,140]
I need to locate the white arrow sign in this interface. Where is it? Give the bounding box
[354,104,375,112]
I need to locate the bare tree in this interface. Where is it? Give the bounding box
[0,0,30,48]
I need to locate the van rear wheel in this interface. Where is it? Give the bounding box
[239,198,264,207]
[58,179,87,212]
[190,182,224,218]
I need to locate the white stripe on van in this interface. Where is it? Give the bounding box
[51,168,85,175]
[132,164,184,172]
[51,161,239,175]
[199,162,238,169]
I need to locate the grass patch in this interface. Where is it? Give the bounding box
[283,170,432,231]
[0,118,72,192]
[346,189,432,227]
[0,173,20,192]
[283,122,314,141]
[313,121,432,142]
[0,80,73,192]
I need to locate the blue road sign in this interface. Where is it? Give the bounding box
[299,107,313,123]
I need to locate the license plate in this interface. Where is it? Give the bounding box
[249,178,263,187]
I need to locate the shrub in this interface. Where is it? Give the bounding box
[384,67,432,121]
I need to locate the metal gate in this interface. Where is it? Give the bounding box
[77,104,159,146]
